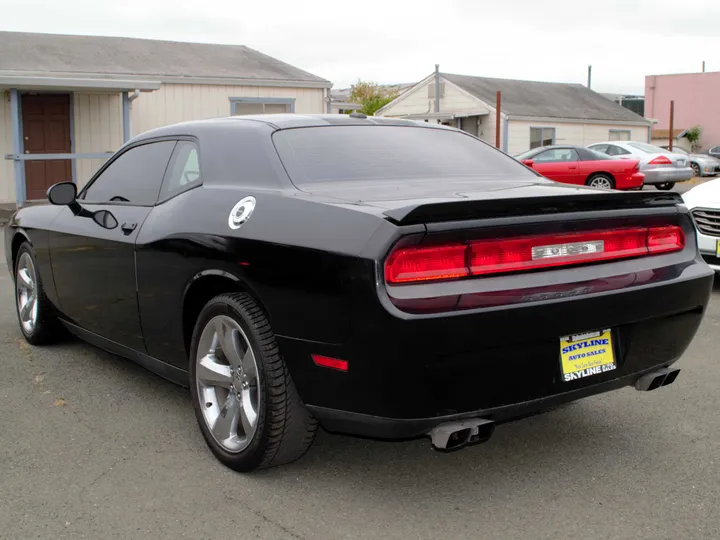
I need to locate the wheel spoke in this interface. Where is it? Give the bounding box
[221,327,244,370]
[241,347,257,380]
[18,268,33,290]
[239,389,258,438]
[196,355,232,388]
[20,296,36,320]
[212,393,240,442]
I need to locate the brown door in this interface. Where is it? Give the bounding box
[22,94,72,201]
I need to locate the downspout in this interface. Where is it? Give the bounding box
[122,89,140,143]
[502,114,510,153]
[434,64,440,113]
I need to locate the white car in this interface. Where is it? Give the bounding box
[589,141,695,191]
[683,178,720,272]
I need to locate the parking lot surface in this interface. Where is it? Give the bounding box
[0,232,719,540]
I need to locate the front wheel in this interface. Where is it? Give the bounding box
[691,163,701,177]
[655,182,675,191]
[586,174,615,189]
[189,292,318,472]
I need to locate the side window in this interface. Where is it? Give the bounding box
[711,146,720,155]
[159,141,202,201]
[534,148,578,162]
[606,144,631,156]
[591,144,609,154]
[81,141,176,205]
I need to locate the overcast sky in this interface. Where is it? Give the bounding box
[1,0,717,94]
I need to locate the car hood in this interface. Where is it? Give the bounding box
[682,177,720,208]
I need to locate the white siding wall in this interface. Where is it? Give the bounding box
[73,93,123,188]
[0,95,15,204]
[131,83,325,135]
[378,79,479,118]
[507,120,651,155]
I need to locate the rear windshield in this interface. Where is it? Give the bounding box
[628,142,667,154]
[272,126,536,184]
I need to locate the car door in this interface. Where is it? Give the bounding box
[48,139,177,352]
[530,148,580,184]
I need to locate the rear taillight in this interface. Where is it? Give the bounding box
[649,156,672,165]
[385,226,685,284]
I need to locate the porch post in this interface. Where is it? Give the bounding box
[9,89,25,206]
[122,91,131,143]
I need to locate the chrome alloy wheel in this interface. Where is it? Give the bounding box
[589,176,613,189]
[16,252,39,334]
[195,315,260,453]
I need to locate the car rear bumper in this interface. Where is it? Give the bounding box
[642,167,694,184]
[616,172,645,190]
[281,261,713,439]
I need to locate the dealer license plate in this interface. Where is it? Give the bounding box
[559,329,616,382]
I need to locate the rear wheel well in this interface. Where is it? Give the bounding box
[182,275,266,356]
[586,171,615,182]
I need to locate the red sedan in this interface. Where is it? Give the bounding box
[515,145,644,190]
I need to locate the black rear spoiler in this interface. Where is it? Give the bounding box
[383,191,684,226]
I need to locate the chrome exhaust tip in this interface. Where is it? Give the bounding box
[429,418,495,452]
[635,367,680,391]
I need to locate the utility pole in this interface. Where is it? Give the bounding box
[669,100,675,151]
[495,91,502,149]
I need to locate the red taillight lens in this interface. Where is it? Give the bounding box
[385,226,685,284]
[649,155,672,165]
[312,354,348,371]
[648,226,685,253]
[384,244,468,283]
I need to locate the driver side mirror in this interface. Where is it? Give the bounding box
[521,159,534,167]
[47,182,77,206]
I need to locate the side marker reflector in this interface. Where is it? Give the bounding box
[312,354,348,372]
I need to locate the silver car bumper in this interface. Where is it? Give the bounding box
[642,166,694,184]
[696,230,720,272]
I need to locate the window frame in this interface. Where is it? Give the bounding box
[609,129,631,141]
[229,97,296,115]
[77,136,180,207]
[529,127,556,149]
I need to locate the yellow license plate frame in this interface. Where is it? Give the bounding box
[559,329,616,382]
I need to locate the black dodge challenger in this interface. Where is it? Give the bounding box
[5,114,713,472]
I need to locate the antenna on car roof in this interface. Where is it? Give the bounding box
[349,112,367,119]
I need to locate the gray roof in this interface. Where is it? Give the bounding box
[0,31,330,85]
[443,73,648,123]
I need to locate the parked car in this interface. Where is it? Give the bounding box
[657,146,720,177]
[515,145,644,190]
[588,141,694,190]
[682,177,720,272]
[5,115,713,472]
[698,145,720,160]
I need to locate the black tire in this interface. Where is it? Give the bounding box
[585,173,615,189]
[655,182,675,191]
[189,292,318,472]
[691,163,701,177]
[14,242,64,345]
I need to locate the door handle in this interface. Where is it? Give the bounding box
[121,222,137,235]
[568,165,578,169]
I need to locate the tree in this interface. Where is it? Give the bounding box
[348,80,400,116]
[684,125,702,152]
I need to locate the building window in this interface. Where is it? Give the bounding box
[230,98,295,115]
[530,127,555,149]
[609,129,631,141]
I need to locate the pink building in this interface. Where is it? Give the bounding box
[645,71,720,151]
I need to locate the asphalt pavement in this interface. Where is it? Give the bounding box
[1,226,719,540]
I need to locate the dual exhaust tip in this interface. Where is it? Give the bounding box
[429,367,680,452]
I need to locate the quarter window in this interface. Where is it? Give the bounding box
[158,141,201,201]
[80,141,176,205]
[530,127,556,149]
[606,144,631,156]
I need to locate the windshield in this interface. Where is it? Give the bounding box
[628,142,668,154]
[515,148,542,160]
[273,126,536,184]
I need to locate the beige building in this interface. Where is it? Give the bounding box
[376,70,652,156]
[0,32,331,206]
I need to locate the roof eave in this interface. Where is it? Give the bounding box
[505,114,652,126]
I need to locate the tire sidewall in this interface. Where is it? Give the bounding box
[587,175,614,189]
[189,296,270,471]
